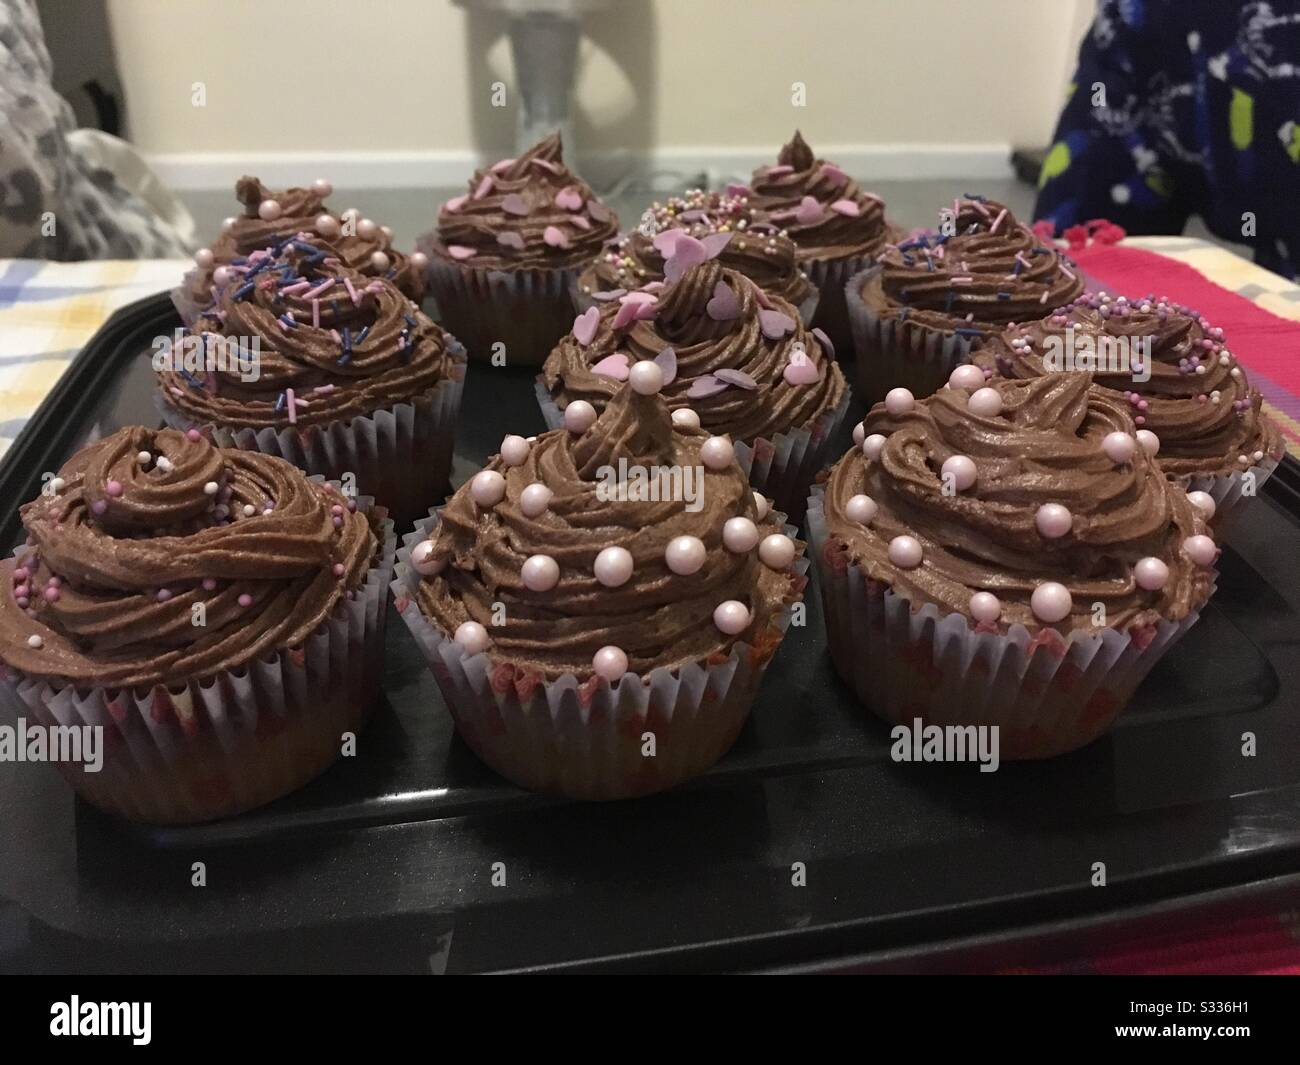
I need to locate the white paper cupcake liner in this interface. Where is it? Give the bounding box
[805,487,1213,759]
[420,240,581,367]
[157,366,465,528]
[846,263,978,407]
[570,276,822,327]
[0,506,397,824]
[392,510,807,800]
[1180,452,1281,526]
[533,381,847,527]
[804,252,872,360]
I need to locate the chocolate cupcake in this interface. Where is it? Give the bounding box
[746,131,900,357]
[574,187,818,321]
[808,373,1216,758]
[847,196,1086,405]
[157,237,466,527]
[0,426,395,824]
[972,291,1284,520]
[394,374,806,799]
[180,175,424,322]
[420,133,619,366]
[539,255,847,523]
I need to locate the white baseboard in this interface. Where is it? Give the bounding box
[147,144,1014,193]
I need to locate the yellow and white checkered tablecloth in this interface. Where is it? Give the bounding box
[0,258,189,460]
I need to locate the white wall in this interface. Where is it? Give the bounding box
[103,0,1092,186]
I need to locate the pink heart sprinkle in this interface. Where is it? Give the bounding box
[653,229,687,257]
[443,194,468,214]
[754,287,774,310]
[612,297,651,330]
[491,158,517,173]
[555,186,584,211]
[818,164,849,190]
[726,182,752,198]
[706,280,741,321]
[502,193,530,216]
[759,309,795,339]
[795,196,824,226]
[587,201,612,223]
[473,175,494,200]
[591,288,625,301]
[571,215,592,230]
[664,235,708,282]
[446,245,476,260]
[591,352,630,381]
[700,231,734,260]
[641,280,666,293]
[543,225,569,248]
[812,326,835,358]
[573,306,600,346]
[783,350,820,385]
[687,375,730,399]
[765,164,795,177]
[714,368,758,390]
[830,198,861,217]
[654,347,677,385]
[497,231,525,250]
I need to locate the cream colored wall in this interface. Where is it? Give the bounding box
[105,0,1091,160]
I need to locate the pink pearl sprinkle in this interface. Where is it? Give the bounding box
[12,568,28,582]
[1030,581,1073,623]
[1102,431,1136,463]
[238,593,253,607]
[186,429,202,442]
[43,586,60,603]
[1183,535,1217,567]
[333,563,345,577]
[592,645,629,681]
[888,535,923,569]
[15,598,28,609]
[713,600,751,635]
[969,591,1001,623]
[156,588,172,602]
[1134,556,1170,591]
[105,480,123,497]
[1035,503,1073,539]
[202,578,217,591]
[14,584,29,598]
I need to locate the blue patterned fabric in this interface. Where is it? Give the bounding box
[1035,1,1300,278]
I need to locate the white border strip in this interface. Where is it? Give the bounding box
[147,144,1014,191]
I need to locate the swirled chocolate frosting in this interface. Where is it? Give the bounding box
[431,133,618,270]
[973,292,1283,479]
[190,176,423,304]
[0,427,379,689]
[576,188,814,308]
[413,384,802,680]
[822,374,1214,635]
[161,239,463,430]
[747,131,898,262]
[543,260,845,444]
[859,197,1086,340]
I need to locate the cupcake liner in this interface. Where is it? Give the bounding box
[804,252,872,362]
[0,507,397,825]
[392,511,807,800]
[421,242,580,367]
[534,380,847,527]
[846,263,977,406]
[570,276,822,327]
[170,265,209,328]
[806,487,1213,759]
[157,366,465,529]
[1181,452,1281,526]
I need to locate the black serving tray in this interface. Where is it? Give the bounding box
[1,291,1299,974]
